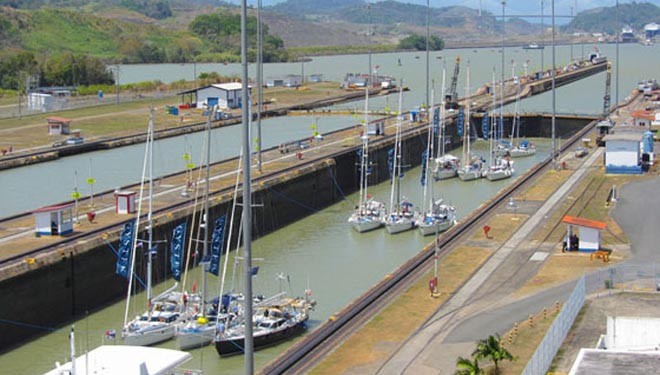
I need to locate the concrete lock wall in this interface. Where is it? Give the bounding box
[0,116,589,350]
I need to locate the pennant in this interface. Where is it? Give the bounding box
[115,222,134,279]
[251,266,260,276]
[208,216,226,276]
[482,114,490,140]
[387,148,394,179]
[457,107,464,137]
[433,107,440,135]
[170,222,187,281]
[420,149,429,186]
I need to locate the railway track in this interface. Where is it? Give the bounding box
[260,111,604,374]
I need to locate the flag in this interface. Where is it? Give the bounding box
[387,148,394,178]
[251,266,260,276]
[482,114,489,140]
[170,222,187,281]
[208,216,226,276]
[420,149,428,186]
[115,222,134,279]
[433,107,440,135]
[457,108,464,137]
[105,329,116,339]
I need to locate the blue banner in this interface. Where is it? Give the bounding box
[420,149,428,186]
[116,222,134,279]
[457,108,464,137]
[387,148,394,178]
[482,114,489,139]
[170,222,187,281]
[433,108,440,135]
[208,216,226,276]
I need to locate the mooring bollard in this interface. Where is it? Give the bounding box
[543,307,547,320]
[528,314,534,328]
[555,301,561,314]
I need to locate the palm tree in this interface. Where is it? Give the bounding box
[472,334,514,374]
[455,356,484,375]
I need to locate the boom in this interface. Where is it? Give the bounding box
[445,56,461,110]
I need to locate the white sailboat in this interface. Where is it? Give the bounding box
[433,66,459,181]
[384,86,417,234]
[417,84,456,236]
[348,88,386,232]
[508,78,537,158]
[484,69,514,182]
[457,63,485,181]
[122,109,186,346]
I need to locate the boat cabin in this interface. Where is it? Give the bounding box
[561,215,606,252]
[33,204,74,236]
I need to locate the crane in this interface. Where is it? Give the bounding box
[445,56,461,110]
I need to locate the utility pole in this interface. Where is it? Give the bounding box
[257,0,263,172]
[500,1,505,141]
[615,0,620,113]
[541,0,544,72]
[426,0,430,109]
[570,6,574,62]
[240,0,254,372]
[368,2,372,88]
[115,65,120,105]
[551,0,556,167]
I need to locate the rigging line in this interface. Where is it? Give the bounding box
[266,186,322,214]
[326,167,352,204]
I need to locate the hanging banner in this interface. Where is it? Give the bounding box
[170,222,187,281]
[482,114,490,140]
[208,216,226,276]
[457,108,464,137]
[387,148,394,179]
[115,222,134,279]
[433,107,440,135]
[420,149,428,186]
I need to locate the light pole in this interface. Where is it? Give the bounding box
[500,1,505,144]
[426,0,430,109]
[257,0,263,172]
[240,0,254,372]
[114,65,120,105]
[551,0,556,167]
[540,0,544,72]
[570,6,574,62]
[615,0,620,113]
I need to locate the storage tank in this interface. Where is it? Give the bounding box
[643,131,654,153]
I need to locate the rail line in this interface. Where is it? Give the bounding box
[260,110,604,374]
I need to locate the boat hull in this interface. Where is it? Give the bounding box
[418,220,454,236]
[351,219,382,233]
[485,170,512,181]
[457,169,483,181]
[123,324,176,346]
[509,148,536,158]
[385,219,416,234]
[176,325,215,350]
[214,320,307,357]
[433,169,457,180]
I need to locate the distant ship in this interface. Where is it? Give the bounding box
[523,43,545,50]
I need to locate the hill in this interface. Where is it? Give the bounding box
[568,2,660,34]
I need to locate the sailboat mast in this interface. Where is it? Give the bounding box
[439,67,446,158]
[360,88,369,210]
[491,68,496,167]
[425,87,435,213]
[201,109,212,315]
[389,87,402,215]
[146,108,154,308]
[465,63,471,164]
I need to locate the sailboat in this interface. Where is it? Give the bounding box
[433,66,459,181]
[484,69,515,182]
[348,87,386,232]
[383,86,416,234]
[121,109,187,346]
[417,85,457,236]
[507,78,536,158]
[457,63,485,181]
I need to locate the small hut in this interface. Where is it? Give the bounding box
[47,117,71,135]
[33,204,74,236]
[561,215,606,252]
[115,191,137,214]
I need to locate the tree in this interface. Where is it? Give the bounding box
[472,334,514,374]
[398,34,444,51]
[455,356,484,375]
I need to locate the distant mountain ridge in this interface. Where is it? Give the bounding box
[568,2,660,34]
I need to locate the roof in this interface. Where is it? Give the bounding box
[562,215,607,230]
[42,345,192,375]
[603,132,645,142]
[569,349,660,375]
[631,110,655,121]
[46,116,71,123]
[212,82,252,91]
[33,203,74,214]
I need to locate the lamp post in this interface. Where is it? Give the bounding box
[615,0,620,114]
[540,0,544,72]
[426,0,430,109]
[114,65,120,105]
[551,0,556,167]
[500,1,505,144]
[257,0,263,172]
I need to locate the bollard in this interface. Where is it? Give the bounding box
[508,331,513,344]
[543,307,547,320]
[555,301,561,314]
[483,225,491,239]
[528,314,534,328]
[513,321,518,337]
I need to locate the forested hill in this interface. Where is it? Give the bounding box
[568,2,660,34]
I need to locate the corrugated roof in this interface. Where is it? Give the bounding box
[33,203,74,213]
[212,82,252,91]
[603,132,644,142]
[631,110,655,121]
[46,116,71,123]
[562,215,607,230]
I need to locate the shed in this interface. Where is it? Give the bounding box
[47,116,71,135]
[308,74,324,83]
[115,191,137,214]
[266,75,302,88]
[562,215,606,252]
[603,131,644,174]
[631,110,654,127]
[33,203,74,236]
[177,83,252,110]
[28,92,54,112]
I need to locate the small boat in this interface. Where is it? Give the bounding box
[214,294,315,357]
[458,157,485,181]
[509,139,536,157]
[484,158,514,181]
[417,199,456,236]
[433,154,459,180]
[484,69,514,182]
[457,63,484,182]
[523,43,544,50]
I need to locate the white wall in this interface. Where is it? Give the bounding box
[606,140,639,166]
[579,227,600,250]
[606,316,660,350]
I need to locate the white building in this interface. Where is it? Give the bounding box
[603,131,643,174]
[28,93,54,112]
[178,83,252,110]
[33,203,74,236]
[562,215,606,252]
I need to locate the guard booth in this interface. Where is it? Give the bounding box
[33,204,74,236]
[115,191,137,214]
[47,116,71,135]
[561,215,606,252]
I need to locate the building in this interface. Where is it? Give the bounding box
[33,203,74,236]
[266,75,303,88]
[603,130,644,174]
[28,93,54,112]
[561,215,606,252]
[631,110,655,127]
[177,83,252,110]
[620,26,636,43]
[46,117,71,135]
[308,74,324,83]
[644,22,660,40]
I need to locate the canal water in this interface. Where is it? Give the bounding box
[0,140,552,374]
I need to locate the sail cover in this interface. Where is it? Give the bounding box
[115,222,135,279]
[208,216,226,276]
[170,222,187,281]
